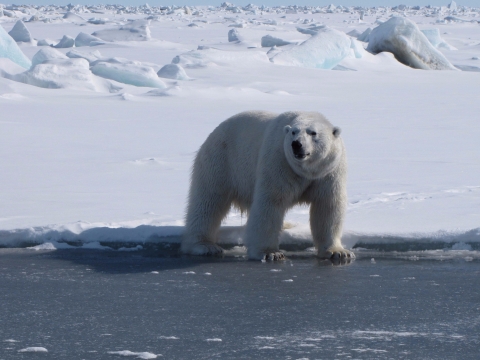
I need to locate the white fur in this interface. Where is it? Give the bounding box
[182,111,353,260]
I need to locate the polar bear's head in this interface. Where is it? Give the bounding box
[283,112,343,179]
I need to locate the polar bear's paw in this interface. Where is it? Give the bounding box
[263,251,286,261]
[318,246,355,261]
[184,242,224,257]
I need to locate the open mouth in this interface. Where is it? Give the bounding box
[294,153,310,160]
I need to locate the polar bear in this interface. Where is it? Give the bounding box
[181,111,354,261]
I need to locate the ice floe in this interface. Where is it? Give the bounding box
[367,17,457,70]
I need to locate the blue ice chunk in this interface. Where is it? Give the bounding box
[91,61,166,88]
[272,26,351,69]
[0,24,31,69]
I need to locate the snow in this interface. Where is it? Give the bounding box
[367,17,457,70]
[0,57,25,76]
[0,23,31,68]
[172,47,269,68]
[271,26,352,69]
[0,4,480,257]
[7,20,33,43]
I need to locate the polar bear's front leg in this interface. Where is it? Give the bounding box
[244,198,286,261]
[310,183,354,260]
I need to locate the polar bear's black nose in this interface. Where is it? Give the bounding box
[292,140,302,153]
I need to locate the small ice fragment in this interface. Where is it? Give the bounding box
[157,64,190,80]
[182,271,195,274]
[159,336,179,340]
[4,339,19,342]
[282,279,294,282]
[451,242,472,251]
[53,35,75,48]
[204,272,212,275]
[371,258,376,264]
[370,275,380,277]
[18,347,48,353]
[8,20,33,43]
[27,242,57,250]
[75,32,105,47]
[206,338,222,342]
[270,269,282,272]
[151,271,159,274]
[32,47,68,67]
[107,350,158,359]
[118,245,143,251]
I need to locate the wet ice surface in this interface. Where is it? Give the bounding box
[1,249,479,359]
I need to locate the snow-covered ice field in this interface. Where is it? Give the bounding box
[1,2,480,257]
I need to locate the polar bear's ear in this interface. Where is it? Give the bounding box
[284,125,292,134]
[333,127,341,138]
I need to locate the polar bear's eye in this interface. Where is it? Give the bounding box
[292,131,296,135]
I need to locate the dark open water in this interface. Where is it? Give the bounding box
[1,249,479,359]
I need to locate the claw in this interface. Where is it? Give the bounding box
[263,251,286,261]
